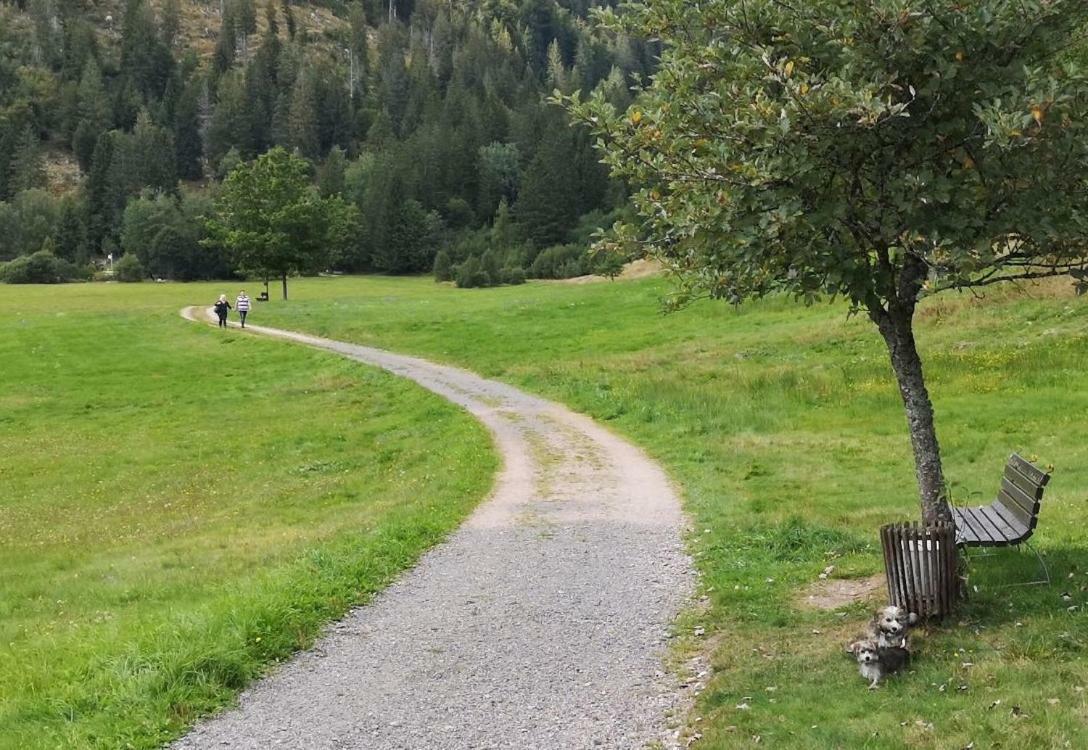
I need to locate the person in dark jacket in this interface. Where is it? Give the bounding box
[213,294,231,328]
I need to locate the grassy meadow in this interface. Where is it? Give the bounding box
[251,274,1088,749]
[0,284,496,749]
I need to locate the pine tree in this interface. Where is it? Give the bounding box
[174,82,204,180]
[515,127,578,247]
[161,0,181,48]
[234,0,257,61]
[54,196,88,262]
[317,145,347,196]
[206,72,252,165]
[132,109,177,193]
[377,23,409,134]
[9,125,46,194]
[119,0,174,100]
[73,60,112,171]
[85,131,117,251]
[213,8,238,75]
[287,69,319,159]
[545,39,567,92]
[281,0,296,40]
[348,2,369,98]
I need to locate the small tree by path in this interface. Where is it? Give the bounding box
[205,147,357,299]
[568,0,1088,525]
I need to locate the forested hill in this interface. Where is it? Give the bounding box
[0,0,651,283]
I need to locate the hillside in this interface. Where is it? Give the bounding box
[0,0,649,282]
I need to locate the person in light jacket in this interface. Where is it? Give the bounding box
[236,290,251,328]
[213,294,231,328]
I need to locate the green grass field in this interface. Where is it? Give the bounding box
[0,284,496,749]
[250,274,1088,749]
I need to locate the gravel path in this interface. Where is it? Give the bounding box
[175,307,695,749]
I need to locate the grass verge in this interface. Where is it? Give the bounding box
[0,283,495,749]
[254,274,1088,749]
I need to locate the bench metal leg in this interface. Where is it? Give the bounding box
[1020,541,1051,587]
[959,543,1051,587]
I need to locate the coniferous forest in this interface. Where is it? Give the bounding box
[0,0,651,285]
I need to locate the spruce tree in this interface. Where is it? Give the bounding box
[317,146,347,197]
[161,0,181,49]
[9,125,46,194]
[174,82,204,180]
[348,2,369,98]
[515,127,578,247]
[287,69,319,159]
[132,109,177,193]
[73,59,112,171]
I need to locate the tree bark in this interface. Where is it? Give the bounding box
[281,272,288,300]
[870,304,951,526]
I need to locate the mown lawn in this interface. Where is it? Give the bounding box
[255,274,1088,749]
[0,283,496,749]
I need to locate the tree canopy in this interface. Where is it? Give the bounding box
[570,0,1088,523]
[205,147,357,298]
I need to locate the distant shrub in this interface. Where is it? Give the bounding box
[454,255,492,288]
[114,253,146,282]
[0,251,87,284]
[433,249,453,282]
[529,243,590,279]
[499,266,526,285]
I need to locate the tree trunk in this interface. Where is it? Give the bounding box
[281,272,288,300]
[870,305,951,526]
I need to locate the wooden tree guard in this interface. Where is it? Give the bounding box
[880,522,959,619]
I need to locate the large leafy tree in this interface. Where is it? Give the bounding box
[205,147,357,299]
[569,0,1088,524]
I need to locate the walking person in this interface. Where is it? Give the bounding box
[213,294,231,328]
[236,290,251,328]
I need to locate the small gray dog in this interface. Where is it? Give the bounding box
[846,606,919,688]
[848,638,910,688]
[867,605,919,650]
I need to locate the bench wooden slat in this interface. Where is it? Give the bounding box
[990,501,1031,538]
[977,506,1019,546]
[952,507,993,544]
[1004,463,1047,499]
[972,507,1007,543]
[1008,453,1050,487]
[999,479,1040,524]
[955,454,1048,550]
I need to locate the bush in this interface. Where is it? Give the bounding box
[499,266,526,285]
[0,251,87,284]
[529,243,590,279]
[113,253,146,282]
[433,250,453,282]
[454,256,492,288]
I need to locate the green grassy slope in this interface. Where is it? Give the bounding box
[0,283,496,749]
[255,275,1088,749]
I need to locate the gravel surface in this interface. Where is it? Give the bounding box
[175,309,696,749]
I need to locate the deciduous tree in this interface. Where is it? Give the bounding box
[569,0,1088,524]
[205,147,357,298]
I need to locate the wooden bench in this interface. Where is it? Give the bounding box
[952,453,1051,583]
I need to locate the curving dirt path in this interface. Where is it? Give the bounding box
[174,307,695,749]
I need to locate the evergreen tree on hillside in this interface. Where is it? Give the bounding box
[73,59,112,171]
[348,2,369,98]
[174,82,204,180]
[119,0,174,100]
[516,126,578,247]
[287,69,320,159]
[54,196,88,262]
[132,110,177,193]
[8,126,46,194]
[161,0,180,49]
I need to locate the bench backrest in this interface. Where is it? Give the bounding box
[996,453,1050,531]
